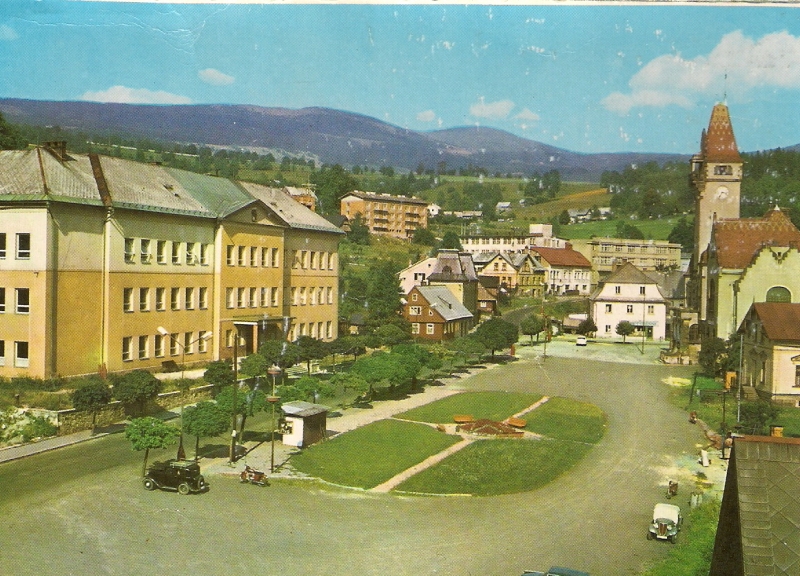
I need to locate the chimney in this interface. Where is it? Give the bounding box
[43,141,68,162]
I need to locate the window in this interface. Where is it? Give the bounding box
[766,286,791,303]
[250,287,257,308]
[291,287,297,305]
[0,340,4,366]
[320,252,328,270]
[328,253,335,270]
[326,321,332,339]
[795,366,800,388]
[123,288,134,312]
[327,287,333,304]
[300,287,307,305]
[238,246,246,267]
[156,240,167,264]
[0,233,5,259]
[310,287,317,306]
[428,309,435,316]
[261,247,269,267]
[155,334,165,358]
[626,305,634,314]
[13,341,29,368]
[605,304,612,313]
[200,244,210,266]
[227,245,236,266]
[410,306,422,315]
[605,325,611,333]
[172,242,181,265]
[186,242,197,265]
[237,288,246,308]
[156,287,166,311]
[411,323,420,335]
[139,287,150,312]
[614,286,621,294]
[310,251,317,269]
[170,287,180,310]
[122,337,133,362]
[261,287,269,307]
[124,237,135,263]
[138,335,149,360]
[199,287,208,309]
[301,251,308,268]
[169,333,179,356]
[250,247,258,267]
[0,288,4,313]
[639,286,646,295]
[226,288,235,309]
[140,239,152,263]
[272,248,280,267]
[184,332,194,354]
[426,323,435,335]
[185,287,194,310]
[198,333,209,354]
[271,288,279,307]
[411,293,418,302]
[647,305,655,315]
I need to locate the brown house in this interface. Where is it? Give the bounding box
[403,285,474,341]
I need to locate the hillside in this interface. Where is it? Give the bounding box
[0,98,687,179]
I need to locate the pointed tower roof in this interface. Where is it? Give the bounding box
[702,103,741,163]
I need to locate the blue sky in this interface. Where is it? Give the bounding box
[3,2,800,154]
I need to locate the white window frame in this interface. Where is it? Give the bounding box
[14,341,28,367]
[122,337,133,362]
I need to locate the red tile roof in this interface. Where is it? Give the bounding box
[752,302,800,342]
[530,247,591,268]
[712,208,800,269]
[702,103,741,163]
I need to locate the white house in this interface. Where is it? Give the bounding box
[589,262,668,341]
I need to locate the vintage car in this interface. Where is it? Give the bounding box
[522,568,590,576]
[575,336,587,346]
[647,502,682,543]
[143,459,207,495]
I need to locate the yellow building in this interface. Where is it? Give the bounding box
[0,143,343,378]
[340,190,428,240]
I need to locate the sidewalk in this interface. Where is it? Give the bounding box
[0,424,126,464]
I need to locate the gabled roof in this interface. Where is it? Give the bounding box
[414,285,473,321]
[427,250,478,282]
[702,103,742,163]
[744,302,800,342]
[241,182,344,234]
[281,401,330,418]
[530,247,591,268]
[710,435,800,576]
[340,190,428,205]
[711,208,800,269]
[602,262,658,284]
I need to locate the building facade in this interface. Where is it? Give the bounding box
[572,237,682,284]
[530,246,593,295]
[403,285,473,342]
[339,190,428,240]
[0,144,343,379]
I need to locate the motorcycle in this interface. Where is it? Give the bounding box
[240,464,269,487]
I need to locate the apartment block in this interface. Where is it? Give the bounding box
[340,190,428,240]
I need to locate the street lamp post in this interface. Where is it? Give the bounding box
[157,327,212,461]
[267,365,281,473]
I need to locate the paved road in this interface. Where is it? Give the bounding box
[0,349,711,576]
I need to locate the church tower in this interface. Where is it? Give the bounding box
[690,103,742,268]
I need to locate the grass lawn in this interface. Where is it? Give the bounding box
[524,397,607,444]
[289,419,460,489]
[395,391,543,424]
[395,437,592,496]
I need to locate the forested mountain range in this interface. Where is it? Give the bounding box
[0,98,686,180]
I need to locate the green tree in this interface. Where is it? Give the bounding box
[0,112,25,150]
[240,353,270,379]
[203,360,235,395]
[668,216,694,254]
[294,336,329,374]
[739,400,781,435]
[439,231,463,251]
[258,339,300,369]
[112,370,163,416]
[70,378,112,434]
[309,164,357,215]
[615,320,635,343]
[125,417,180,477]
[698,336,729,377]
[214,385,248,436]
[449,334,487,364]
[558,209,571,225]
[474,318,519,359]
[329,335,367,364]
[365,260,402,325]
[182,401,229,461]
[577,318,598,336]
[372,323,411,348]
[411,227,437,246]
[520,315,545,343]
[347,214,371,246]
[329,372,370,398]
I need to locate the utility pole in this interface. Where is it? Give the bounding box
[229,335,238,465]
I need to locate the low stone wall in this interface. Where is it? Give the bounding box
[57,384,215,435]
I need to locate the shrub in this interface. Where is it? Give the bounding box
[20,415,58,441]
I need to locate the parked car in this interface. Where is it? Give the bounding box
[647,502,682,543]
[575,336,587,346]
[522,568,590,576]
[143,459,207,495]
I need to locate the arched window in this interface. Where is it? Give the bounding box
[766,286,791,303]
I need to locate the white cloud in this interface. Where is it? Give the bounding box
[603,30,800,115]
[0,25,18,41]
[80,86,192,105]
[198,68,235,86]
[416,110,436,122]
[470,98,515,120]
[515,108,540,121]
